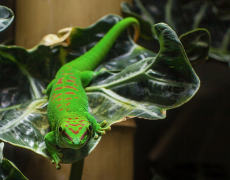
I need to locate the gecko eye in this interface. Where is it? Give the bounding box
[88,125,92,131]
[59,127,63,133]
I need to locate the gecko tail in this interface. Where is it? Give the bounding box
[67,17,140,71]
[133,23,140,42]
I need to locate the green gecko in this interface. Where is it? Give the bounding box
[43,17,140,169]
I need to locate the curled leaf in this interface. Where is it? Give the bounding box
[179,28,211,65]
[39,27,72,47]
[0,6,14,32]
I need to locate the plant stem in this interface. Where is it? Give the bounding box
[69,159,84,180]
[0,104,20,112]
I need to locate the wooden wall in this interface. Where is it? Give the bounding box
[15,0,132,48]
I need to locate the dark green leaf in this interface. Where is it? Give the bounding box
[0,142,28,180]
[121,0,230,64]
[179,29,211,65]
[209,47,230,66]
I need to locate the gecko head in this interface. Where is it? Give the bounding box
[57,118,93,149]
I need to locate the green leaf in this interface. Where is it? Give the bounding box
[0,15,199,164]
[179,29,211,65]
[0,6,14,32]
[0,142,28,180]
[0,142,3,162]
[0,98,50,158]
[85,23,200,123]
[209,47,230,66]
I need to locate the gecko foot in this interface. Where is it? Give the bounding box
[51,152,63,170]
[94,120,111,139]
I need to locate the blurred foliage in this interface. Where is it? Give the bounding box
[121,0,230,65]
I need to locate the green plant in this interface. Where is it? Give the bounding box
[0,7,202,180]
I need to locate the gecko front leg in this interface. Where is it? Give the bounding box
[84,112,111,139]
[44,131,63,170]
[94,120,111,139]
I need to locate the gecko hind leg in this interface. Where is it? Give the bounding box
[80,68,106,87]
[42,79,56,95]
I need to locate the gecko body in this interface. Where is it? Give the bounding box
[44,17,140,169]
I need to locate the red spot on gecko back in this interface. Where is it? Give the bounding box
[67,80,76,82]
[75,97,79,99]
[66,108,69,111]
[51,93,56,98]
[54,87,63,91]
[70,76,76,79]
[75,117,78,119]
[65,86,78,91]
[66,103,70,106]
[57,98,62,101]
[73,84,78,86]
[68,118,72,120]
[51,93,62,101]
[65,98,72,100]
[59,108,63,111]
[62,73,73,75]
[56,78,64,85]
[57,104,62,108]
[65,92,75,95]
[79,120,87,122]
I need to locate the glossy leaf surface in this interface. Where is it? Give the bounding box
[0,15,199,163]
